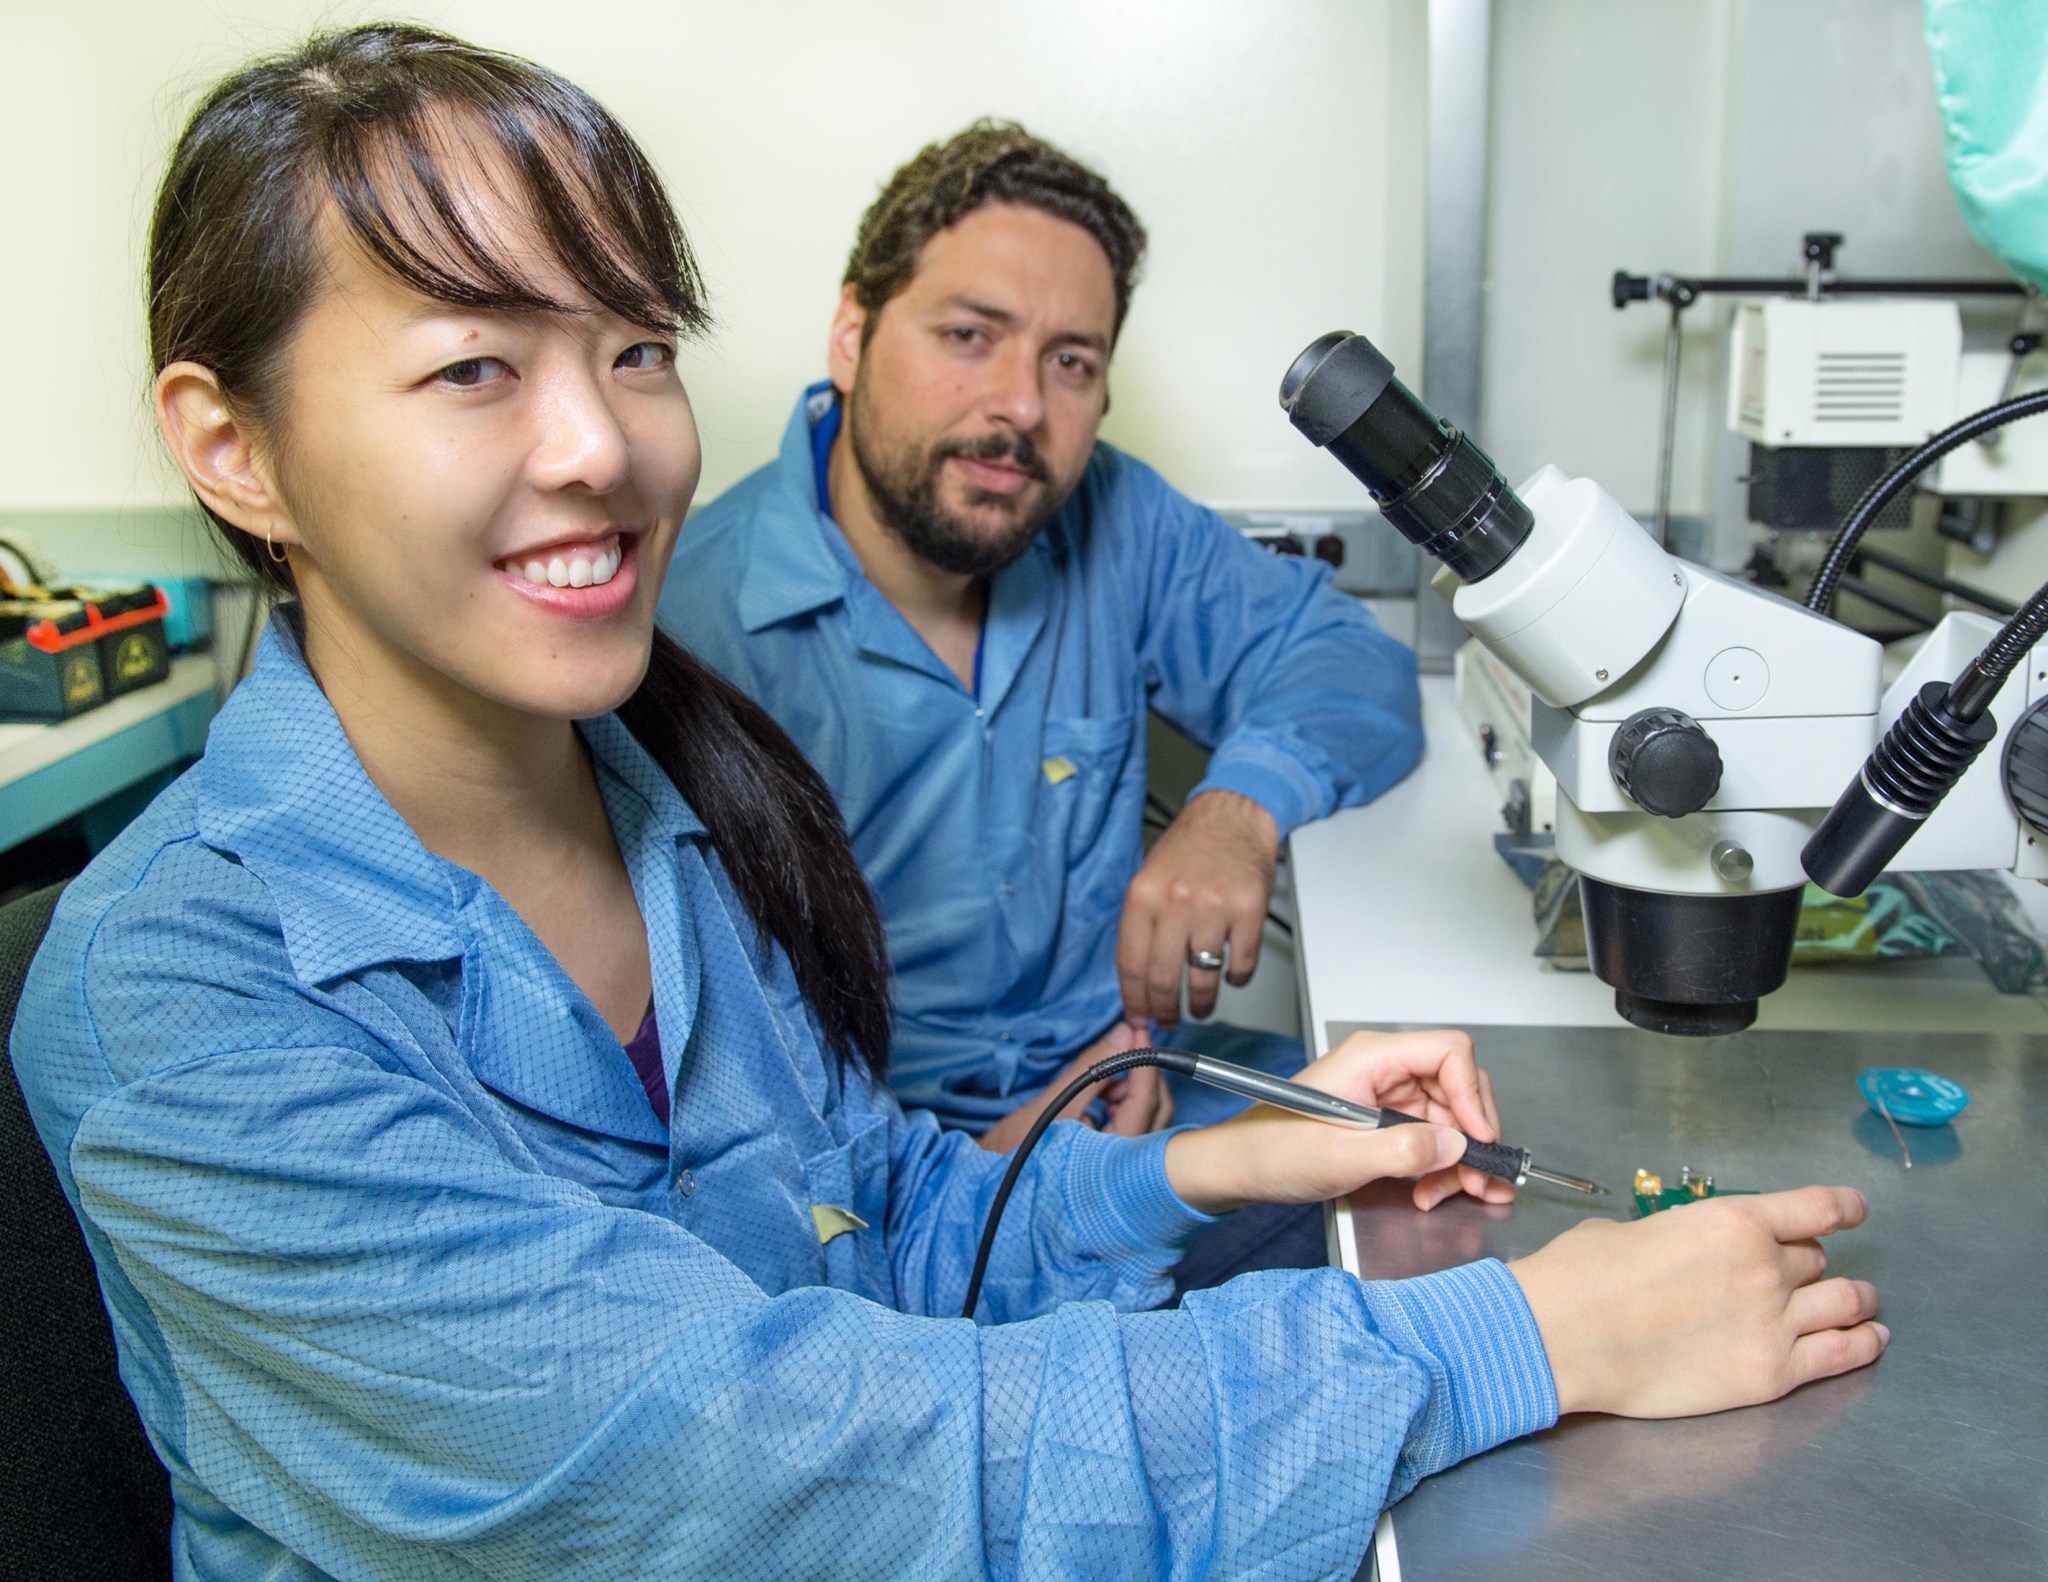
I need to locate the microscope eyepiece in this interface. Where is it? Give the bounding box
[1281,331,1534,583]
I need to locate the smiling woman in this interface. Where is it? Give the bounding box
[145,20,890,1065]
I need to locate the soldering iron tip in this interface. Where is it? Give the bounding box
[1525,1165,1609,1196]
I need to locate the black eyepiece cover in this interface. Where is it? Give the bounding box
[1280,332,1396,446]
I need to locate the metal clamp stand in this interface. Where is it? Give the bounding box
[1611,231,2030,551]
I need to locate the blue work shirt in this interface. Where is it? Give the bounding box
[14,613,1550,1579]
[662,385,1424,1132]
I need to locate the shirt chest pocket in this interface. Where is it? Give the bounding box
[1038,711,1138,908]
[801,1109,892,1296]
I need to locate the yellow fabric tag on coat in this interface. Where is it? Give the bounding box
[1041,756,1078,785]
[811,1205,869,1244]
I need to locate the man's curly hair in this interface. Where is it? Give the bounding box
[843,120,1147,341]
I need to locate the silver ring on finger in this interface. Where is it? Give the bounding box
[1187,947,1226,971]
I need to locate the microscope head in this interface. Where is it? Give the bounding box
[1284,331,1848,1038]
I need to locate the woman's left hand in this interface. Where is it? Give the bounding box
[1161,1028,1513,1216]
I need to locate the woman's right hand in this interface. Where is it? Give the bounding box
[1162,1027,1506,1214]
[1510,1185,1887,1417]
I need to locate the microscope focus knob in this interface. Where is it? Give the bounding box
[1609,708,1723,818]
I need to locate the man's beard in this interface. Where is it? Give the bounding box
[845,386,1067,578]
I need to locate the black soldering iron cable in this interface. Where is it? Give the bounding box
[961,1048,1188,1321]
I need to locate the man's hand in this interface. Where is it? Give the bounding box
[978,1021,1175,1153]
[1117,790,1279,1028]
[1509,1187,1887,1417]
[1162,1029,1509,1215]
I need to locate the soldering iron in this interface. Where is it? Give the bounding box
[960,1047,1605,1320]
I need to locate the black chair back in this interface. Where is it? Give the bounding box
[1,883,174,1579]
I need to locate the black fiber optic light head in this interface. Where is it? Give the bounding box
[1802,681,1997,897]
[1281,331,1533,584]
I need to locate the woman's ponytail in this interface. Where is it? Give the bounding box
[618,633,893,1077]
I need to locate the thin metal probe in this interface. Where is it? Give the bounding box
[1185,1053,1610,1196]
[1875,1097,1914,1170]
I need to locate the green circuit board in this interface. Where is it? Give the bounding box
[1631,1167,1756,1218]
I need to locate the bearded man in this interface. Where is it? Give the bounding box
[661,125,1422,1278]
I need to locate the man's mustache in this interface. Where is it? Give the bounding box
[934,431,1050,482]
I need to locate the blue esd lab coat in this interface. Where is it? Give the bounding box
[12,615,1553,1580]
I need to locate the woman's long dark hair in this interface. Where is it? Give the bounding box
[148,23,893,1076]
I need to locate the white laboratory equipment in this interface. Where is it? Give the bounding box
[1282,328,2048,1036]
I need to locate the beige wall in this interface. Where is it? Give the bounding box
[1479,0,1736,524]
[0,0,1426,544]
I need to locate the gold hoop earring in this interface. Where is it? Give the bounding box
[265,528,288,565]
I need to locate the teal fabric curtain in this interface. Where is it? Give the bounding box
[1926,0,2048,289]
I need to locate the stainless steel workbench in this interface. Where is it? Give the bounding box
[1325,1023,2048,1582]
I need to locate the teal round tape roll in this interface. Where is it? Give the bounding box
[1858,1067,1971,1127]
